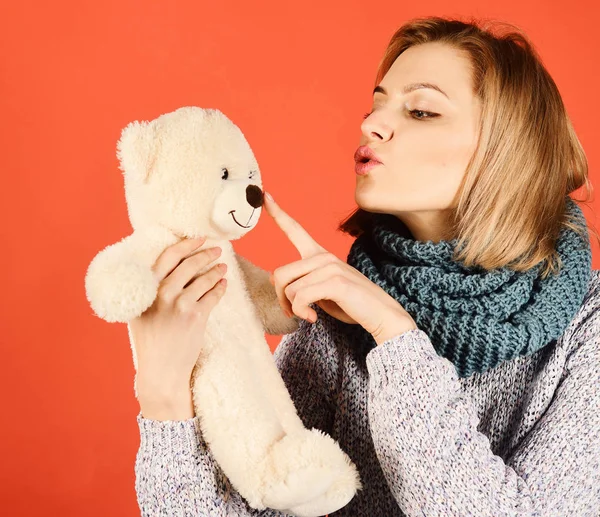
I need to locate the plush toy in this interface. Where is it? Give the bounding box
[84,107,361,516]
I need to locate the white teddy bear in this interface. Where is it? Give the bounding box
[84,107,361,516]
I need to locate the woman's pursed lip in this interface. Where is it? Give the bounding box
[355,160,382,175]
[354,145,383,164]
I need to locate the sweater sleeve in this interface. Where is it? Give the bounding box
[364,306,600,516]
[134,311,338,516]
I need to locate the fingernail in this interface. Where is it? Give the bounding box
[191,237,205,250]
[265,192,274,202]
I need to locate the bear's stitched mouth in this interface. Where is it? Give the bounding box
[229,210,252,228]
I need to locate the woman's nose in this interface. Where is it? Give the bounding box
[361,114,393,142]
[246,184,264,208]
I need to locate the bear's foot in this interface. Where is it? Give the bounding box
[259,428,361,517]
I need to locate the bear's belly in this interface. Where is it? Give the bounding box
[205,280,265,352]
[195,242,267,359]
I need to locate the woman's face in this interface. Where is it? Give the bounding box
[356,42,481,242]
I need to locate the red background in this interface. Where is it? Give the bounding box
[1,1,598,515]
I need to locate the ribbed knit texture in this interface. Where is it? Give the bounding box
[134,270,600,516]
[346,196,593,377]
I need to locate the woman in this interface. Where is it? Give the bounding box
[132,16,600,516]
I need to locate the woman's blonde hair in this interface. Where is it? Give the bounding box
[339,16,598,279]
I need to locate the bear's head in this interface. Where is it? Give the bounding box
[116,106,263,241]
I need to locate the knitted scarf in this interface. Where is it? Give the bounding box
[346,197,593,378]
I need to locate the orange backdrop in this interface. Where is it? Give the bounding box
[1,1,599,515]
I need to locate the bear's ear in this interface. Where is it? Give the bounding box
[116,119,160,183]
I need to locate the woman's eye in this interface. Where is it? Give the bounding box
[362,109,439,120]
[409,109,439,120]
[222,168,229,180]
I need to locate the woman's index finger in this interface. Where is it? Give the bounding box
[263,193,325,259]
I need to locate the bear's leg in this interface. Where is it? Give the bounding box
[241,327,308,436]
[192,337,286,510]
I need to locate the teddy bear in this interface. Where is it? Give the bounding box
[84,106,361,516]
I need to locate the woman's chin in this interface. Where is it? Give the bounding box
[355,184,379,209]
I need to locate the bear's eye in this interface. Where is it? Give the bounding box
[221,168,229,180]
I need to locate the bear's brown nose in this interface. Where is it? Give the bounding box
[246,184,263,208]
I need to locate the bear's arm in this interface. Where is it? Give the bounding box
[234,252,301,335]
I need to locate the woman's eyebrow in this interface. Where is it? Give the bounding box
[373,83,450,100]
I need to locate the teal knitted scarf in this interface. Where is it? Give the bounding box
[346,197,593,378]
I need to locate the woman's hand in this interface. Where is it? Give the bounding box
[263,192,417,345]
[129,237,228,420]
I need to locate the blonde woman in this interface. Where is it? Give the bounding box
[132,16,600,516]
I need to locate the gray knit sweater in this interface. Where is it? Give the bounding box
[134,269,600,516]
